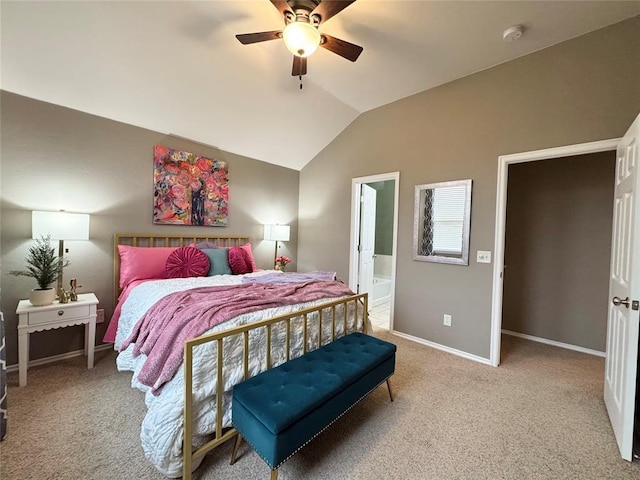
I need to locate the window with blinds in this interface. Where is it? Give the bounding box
[413,179,472,265]
[432,185,466,255]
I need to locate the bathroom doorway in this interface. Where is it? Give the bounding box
[349,172,399,331]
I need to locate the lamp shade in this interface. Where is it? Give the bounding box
[263,224,290,242]
[282,22,321,58]
[32,211,90,241]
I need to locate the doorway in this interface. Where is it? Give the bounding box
[489,133,640,462]
[490,138,620,366]
[349,172,400,331]
[501,151,616,358]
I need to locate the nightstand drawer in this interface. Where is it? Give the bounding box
[28,304,91,325]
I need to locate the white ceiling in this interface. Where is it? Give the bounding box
[2,1,639,170]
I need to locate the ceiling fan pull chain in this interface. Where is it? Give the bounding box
[299,75,303,90]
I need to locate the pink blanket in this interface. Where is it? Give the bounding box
[120,281,354,394]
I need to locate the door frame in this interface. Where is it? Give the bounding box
[349,171,400,329]
[490,138,621,367]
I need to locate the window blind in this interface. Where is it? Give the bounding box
[432,185,466,255]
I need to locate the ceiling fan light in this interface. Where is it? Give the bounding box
[283,21,321,58]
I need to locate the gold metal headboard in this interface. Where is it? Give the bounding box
[113,234,251,302]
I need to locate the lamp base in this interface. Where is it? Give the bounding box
[273,240,279,267]
[57,239,64,299]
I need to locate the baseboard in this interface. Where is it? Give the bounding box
[390,330,493,366]
[501,329,606,358]
[6,343,114,372]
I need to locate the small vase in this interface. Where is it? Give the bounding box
[274,264,284,272]
[29,288,56,307]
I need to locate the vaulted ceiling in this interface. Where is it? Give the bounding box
[2,1,639,170]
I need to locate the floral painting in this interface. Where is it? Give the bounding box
[153,145,229,226]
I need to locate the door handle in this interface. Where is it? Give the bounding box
[612,296,630,308]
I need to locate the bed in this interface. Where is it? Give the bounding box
[108,234,368,479]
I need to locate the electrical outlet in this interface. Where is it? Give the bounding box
[96,309,105,324]
[443,314,452,326]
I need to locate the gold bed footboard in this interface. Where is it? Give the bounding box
[182,293,368,480]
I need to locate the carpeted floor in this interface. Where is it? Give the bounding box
[0,331,638,480]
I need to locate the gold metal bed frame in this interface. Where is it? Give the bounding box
[113,234,368,480]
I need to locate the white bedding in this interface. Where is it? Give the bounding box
[115,271,362,477]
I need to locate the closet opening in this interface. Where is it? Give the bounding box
[501,151,616,361]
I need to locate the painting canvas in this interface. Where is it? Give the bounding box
[153,145,229,226]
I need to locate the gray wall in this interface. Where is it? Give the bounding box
[369,180,395,256]
[298,18,640,359]
[0,92,299,366]
[502,152,616,351]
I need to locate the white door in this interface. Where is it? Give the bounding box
[604,113,640,461]
[358,184,377,298]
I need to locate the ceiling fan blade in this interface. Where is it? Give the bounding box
[310,0,357,24]
[320,34,363,62]
[292,56,307,76]
[270,0,294,18]
[236,31,282,45]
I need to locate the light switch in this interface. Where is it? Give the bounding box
[477,250,492,264]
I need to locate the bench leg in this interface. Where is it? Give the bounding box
[271,469,278,480]
[230,434,243,465]
[386,378,394,402]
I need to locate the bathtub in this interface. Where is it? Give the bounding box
[372,276,392,307]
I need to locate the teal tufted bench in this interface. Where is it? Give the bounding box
[230,332,396,479]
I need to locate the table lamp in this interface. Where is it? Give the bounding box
[32,210,90,298]
[263,224,290,264]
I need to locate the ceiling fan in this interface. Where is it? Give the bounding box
[235,0,363,77]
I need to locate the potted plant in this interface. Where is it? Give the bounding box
[9,235,69,306]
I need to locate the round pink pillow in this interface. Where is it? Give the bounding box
[228,246,253,274]
[165,246,210,278]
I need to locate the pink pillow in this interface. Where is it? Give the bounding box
[239,243,257,271]
[228,246,253,274]
[165,246,210,278]
[118,246,177,289]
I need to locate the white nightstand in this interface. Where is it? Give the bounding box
[16,292,98,387]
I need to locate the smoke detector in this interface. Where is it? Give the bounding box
[503,25,524,42]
